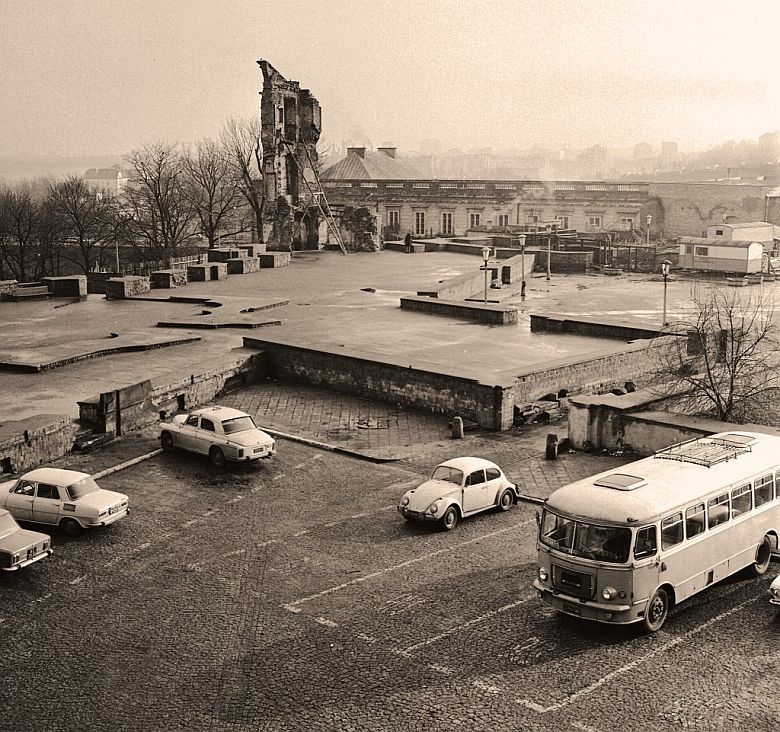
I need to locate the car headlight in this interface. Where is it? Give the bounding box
[602,586,617,601]
[771,586,780,598]
[401,496,409,506]
[426,501,440,515]
[537,567,548,582]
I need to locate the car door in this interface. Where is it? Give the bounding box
[177,414,202,451]
[484,467,503,509]
[462,469,487,513]
[5,480,36,521]
[193,417,218,454]
[32,483,62,525]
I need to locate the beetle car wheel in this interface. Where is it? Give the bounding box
[161,431,175,451]
[498,489,513,512]
[60,518,83,537]
[440,507,458,531]
[641,588,668,634]
[209,447,226,468]
[749,535,772,577]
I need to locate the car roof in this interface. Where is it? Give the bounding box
[437,457,500,473]
[21,468,92,486]
[191,406,250,421]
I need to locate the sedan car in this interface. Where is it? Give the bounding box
[0,468,129,536]
[0,509,52,571]
[160,406,276,467]
[398,457,518,531]
[770,573,780,607]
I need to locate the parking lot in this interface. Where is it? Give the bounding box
[1,427,778,732]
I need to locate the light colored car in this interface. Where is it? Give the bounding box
[0,508,52,571]
[0,468,128,536]
[770,573,780,607]
[160,406,276,467]
[398,457,518,531]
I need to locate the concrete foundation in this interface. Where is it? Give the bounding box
[42,275,87,297]
[105,276,151,299]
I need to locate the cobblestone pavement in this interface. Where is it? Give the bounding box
[1,425,778,732]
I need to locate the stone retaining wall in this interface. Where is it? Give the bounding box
[530,314,664,340]
[0,416,80,476]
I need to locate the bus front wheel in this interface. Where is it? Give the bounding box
[749,536,772,577]
[641,588,668,633]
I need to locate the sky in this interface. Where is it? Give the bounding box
[0,0,778,158]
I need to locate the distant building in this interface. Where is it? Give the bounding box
[759,131,779,162]
[633,143,653,159]
[321,147,424,180]
[659,142,679,168]
[83,166,127,193]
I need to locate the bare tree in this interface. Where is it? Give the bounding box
[183,139,242,248]
[0,184,39,281]
[48,176,116,273]
[652,284,778,422]
[222,118,265,243]
[124,143,196,263]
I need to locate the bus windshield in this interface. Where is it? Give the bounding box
[540,509,632,563]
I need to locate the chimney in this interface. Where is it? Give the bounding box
[378,147,397,159]
[347,147,366,158]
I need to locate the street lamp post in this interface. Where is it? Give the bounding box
[646,214,652,249]
[481,246,491,304]
[661,259,671,327]
[518,234,527,299]
[546,224,552,281]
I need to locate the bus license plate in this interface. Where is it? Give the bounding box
[562,603,581,616]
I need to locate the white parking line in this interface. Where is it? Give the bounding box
[283,519,534,610]
[516,592,764,713]
[400,596,533,656]
[314,617,338,628]
[68,575,86,585]
[472,679,501,695]
[571,722,601,732]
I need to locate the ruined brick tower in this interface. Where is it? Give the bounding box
[258,60,322,250]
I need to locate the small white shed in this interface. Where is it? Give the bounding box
[678,237,763,273]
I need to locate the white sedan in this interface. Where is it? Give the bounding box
[770,573,780,607]
[0,468,129,536]
[0,509,52,571]
[398,457,518,531]
[160,406,276,467]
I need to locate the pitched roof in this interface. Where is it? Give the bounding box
[322,149,424,180]
[84,168,123,180]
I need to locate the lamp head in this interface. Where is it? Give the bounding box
[661,259,671,276]
[518,234,526,247]
[481,247,491,262]
[646,215,652,226]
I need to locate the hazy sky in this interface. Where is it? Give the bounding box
[1,0,778,157]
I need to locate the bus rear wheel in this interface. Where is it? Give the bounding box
[641,588,668,633]
[749,535,772,577]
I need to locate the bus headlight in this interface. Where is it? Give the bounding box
[537,567,548,582]
[602,586,617,601]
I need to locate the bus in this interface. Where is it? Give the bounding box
[533,431,780,632]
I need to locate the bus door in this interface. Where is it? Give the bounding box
[631,525,660,605]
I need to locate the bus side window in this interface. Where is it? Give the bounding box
[731,483,752,518]
[685,503,705,538]
[661,513,683,550]
[634,526,657,560]
[707,494,730,528]
[755,474,773,507]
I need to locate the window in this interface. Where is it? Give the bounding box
[441,212,453,235]
[497,214,510,228]
[469,213,481,228]
[414,211,425,235]
[685,503,705,537]
[695,247,709,256]
[661,513,684,549]
[715,229,724,235]
[200,418,215,432]
[185,415,199,427]
[13,480,35,496]
[485,467,501,481]
[755,474,774,506]
[634,526,657,559]
[619,217,634,230]
[465,469,485,486]
[685,245,693,254]
[527,213,540,224]
[588,216,602,227]
[36,484,60,500]
[731,483,752,517]
[555,215,569,229]
[707,494,730,528]
[387,210,400,227]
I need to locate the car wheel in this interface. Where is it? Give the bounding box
[209,447,226,468]
[749,535,772,577]
[641,588,668,634]
[60,518,83,537]
[160,431,175,451]
[440,506,459,532]
[498,489,514,512]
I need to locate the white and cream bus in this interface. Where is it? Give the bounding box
[534,431,780,632]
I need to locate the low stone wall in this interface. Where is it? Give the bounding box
[259,253,291,268]
[151,269,188,288]
[0,280,18,298]
[383,241,426,254]
[105,276,151,299]
[500,253,537,284]
[547,250,593,272]
[400,296,519,324]
[42,275,87,297]
[417,270,489,300]
[530,314,664,340]
[243,337,513,429]
[227,257,261,274]
[0,415,79,476]
[207,247,244,263]
[86,273,120,294]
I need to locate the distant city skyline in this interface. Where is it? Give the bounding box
[1,1,778,159]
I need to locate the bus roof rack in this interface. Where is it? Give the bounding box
[654,434,755,467]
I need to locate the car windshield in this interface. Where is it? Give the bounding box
[430,466,464,485]
[0,513,16,535]
[67,477,100,501]
[540,509,632,564]
[222,416,257,434]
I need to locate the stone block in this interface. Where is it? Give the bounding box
[0,280,18,299]
[151,269,188,288]
[209,262,228,280]
[207,247,244,263]
[187,263,227,281]
[238,244,258,257]
[227,257,261,274]
[259,252,291,268]
[42,275,87,297]
[105,276,151,299]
